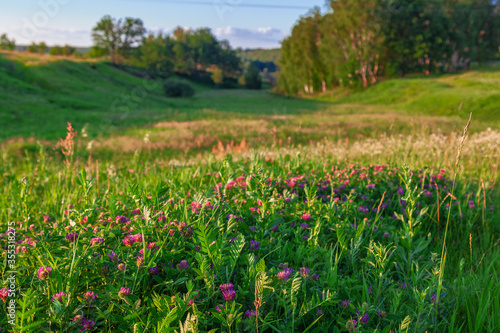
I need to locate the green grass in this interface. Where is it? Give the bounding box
[333,67,500,121]
[0,52,499,332]
[0,52,324,141]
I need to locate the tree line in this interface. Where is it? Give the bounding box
[90,15,261,88]
[279,0,500,95]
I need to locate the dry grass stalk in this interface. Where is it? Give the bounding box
[59,122,77,167]
[455,112,472,173]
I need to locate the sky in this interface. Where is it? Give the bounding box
[0,0,327,49]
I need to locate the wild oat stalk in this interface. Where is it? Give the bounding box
[437,112,472,306]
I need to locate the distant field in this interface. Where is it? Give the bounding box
[1,51,499,161]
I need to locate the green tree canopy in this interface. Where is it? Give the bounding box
[92,15,146,65]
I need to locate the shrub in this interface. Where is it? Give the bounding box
[163,79,195,97]
[244,62,262,89]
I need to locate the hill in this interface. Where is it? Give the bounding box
[236,48,281,64]
[0,51,320,142]
[1,51,499,161]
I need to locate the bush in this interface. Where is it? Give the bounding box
[163,80,195,97]
[244,62,262,89]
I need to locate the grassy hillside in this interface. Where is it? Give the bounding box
[330,67,500,121]
[1,51,499,161]
[0,52,321,141]
[236,48,281,63]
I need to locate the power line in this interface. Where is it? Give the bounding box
[119,0,313,10]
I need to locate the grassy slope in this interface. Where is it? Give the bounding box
[1,52,499,151]
[0,52,323,141]
[333,66,500,121]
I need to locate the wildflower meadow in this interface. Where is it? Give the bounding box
[1,118,499,332]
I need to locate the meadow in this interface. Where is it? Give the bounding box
[0,53,499,332]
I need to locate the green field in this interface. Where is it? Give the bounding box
[0,52,499,332]
[1,52,499,148]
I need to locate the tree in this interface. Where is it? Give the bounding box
[50,45,64,56]
[91,15,145,65]
[217,40,241,77]
[211,67,224,87]
[38,42,48,54]
[137,33,174,77]
[244,63,262,89]
[0,34,15,51]
[27,42,38,53]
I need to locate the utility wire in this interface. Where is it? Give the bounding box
[119,0,313,10]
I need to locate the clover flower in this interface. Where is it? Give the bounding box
[80,317,95,331]
[245,310,257,318]
[360,313,369,324]
[277,267,294,282]
[52,291,66,303]
[340,299,350,309]
[118,287,131,297]
[220,283,236,301]
[346,319,357,333]
[149,266,159,276]
[82,291,97,306]
[122,236,134,247]
[302,213,311,220]
[178,260,189,270]
[66,232,79,242]
[0,288,9,302]
[90,237,104,246]
[300,267,310,278]
[249,240,259,251]
[37,266,52,280]
[108,251,118,262]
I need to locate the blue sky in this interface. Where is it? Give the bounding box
[0,0,327,49]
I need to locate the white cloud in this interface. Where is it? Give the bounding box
[4,25,284,49]
[213,26,284,48]
[8,26,91,47]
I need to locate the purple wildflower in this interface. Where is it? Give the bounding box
[149,266,159,276]
[118,287,131,298]
[277,267,294,282]
[90,237,104,246]
[37,266,52,280]
[82,291,97,306]
[220,283,236,301]
[249,240,259,251]
[346,319,357,333]
[52,291,66,303]
[300,267,310,278]
[245,310,257,318]
[108,251,118,262]
[178,260,189,270]
[80,317,95,332]
[0,288,9,302]
[66,232,79,242]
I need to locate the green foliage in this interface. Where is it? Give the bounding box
[92,15,146,65]
[211,67,224,86]
[0,34,15,51]
[244,63,262,90]
[279,0,500,94]
[135,33,174,78]
[163,79,195,97]
[49,45,76,56]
